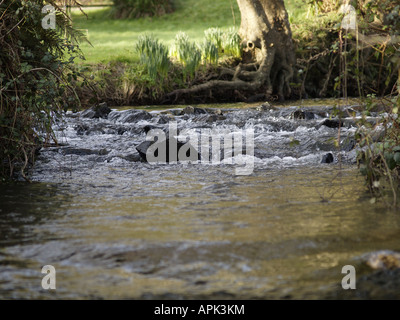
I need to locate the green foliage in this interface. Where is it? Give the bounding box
[363,0,400,35]
[223,27,241,58]
[203,27,241,60]
[73,22,243,107]
[171,32,202,80]
[291,0,400,205]
[349,1,400,205]
[72,58,186,106]
[201,40,219,65]
[291,0,400,98]
[356,95,400,205]
[135,34,171,81]
[112,0,174,19]
[172,28,241,69]
[204,28,224,52]
[306,0,340,15]
[0,0,84,180]
[170,31,190,59]
[70,0,241,64]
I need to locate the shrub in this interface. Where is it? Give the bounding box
[354,0,400,205]
[0,0,84,180]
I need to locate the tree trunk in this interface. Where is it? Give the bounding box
[237,0,295,99]
[166,0,295,102]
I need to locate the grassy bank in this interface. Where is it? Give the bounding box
[69,0,317,107]
[72,0,308,64]
[71,1,398,105]
[72,0,243,64]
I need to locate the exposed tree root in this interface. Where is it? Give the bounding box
[165,0,295,104]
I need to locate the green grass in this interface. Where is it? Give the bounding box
[71,0,309,64]
[72,0,241,64]
[285,0,309,23]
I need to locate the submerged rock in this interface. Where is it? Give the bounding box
[256,102,277,112]
[160,109,183,116]
[341,138,356,152]
[336,250,400,299]
[136,137,199,163]
[117,153,142,163]
[61,147,110,156]
[204,108,223,115]
[291,109,315,120]
[366,250,400,270]
[192,114,226,123]
[183,106,208,115]
[157,114,175,124]
[136,126,200,163]
[75,123,89,135]
[108,109,152,123]
[319,119,342,129]
[74,122,128,136]
[321,153,334,164]
[81,102,111,119]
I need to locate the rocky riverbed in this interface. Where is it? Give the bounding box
[1,101,399,299]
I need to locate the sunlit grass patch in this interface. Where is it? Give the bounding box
[71,0,240,64]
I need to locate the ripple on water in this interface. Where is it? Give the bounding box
[1,104,400,299]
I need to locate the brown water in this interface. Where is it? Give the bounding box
[1,102,400,299]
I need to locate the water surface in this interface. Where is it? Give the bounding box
[1,101,399,299]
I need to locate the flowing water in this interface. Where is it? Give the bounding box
[1,100,400,299]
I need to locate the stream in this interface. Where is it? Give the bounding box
[1,100,400,299]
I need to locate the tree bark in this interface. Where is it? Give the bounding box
[237,0,295,99]
[166,0,295,102]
